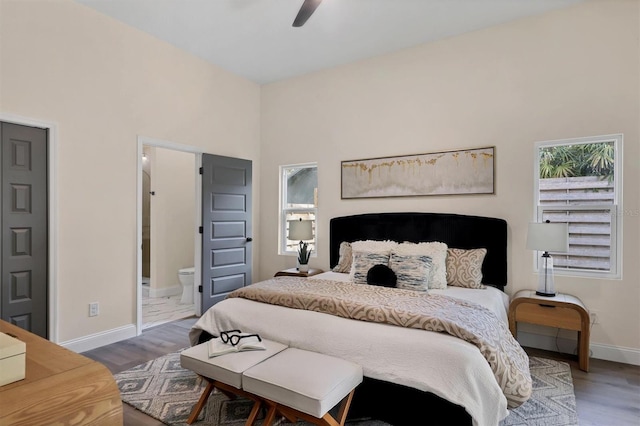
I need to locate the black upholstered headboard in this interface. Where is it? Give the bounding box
[329,212,507,290]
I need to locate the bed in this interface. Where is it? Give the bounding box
[190,212,529,426]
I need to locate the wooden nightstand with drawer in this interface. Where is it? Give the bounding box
[509,289,591,372]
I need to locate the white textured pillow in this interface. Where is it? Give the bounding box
[389,252,432,292]
[332,241,353,273]
[351,252,390,284]
[446,248,487,289]
[350,240,398,254]
[394,242,448,289]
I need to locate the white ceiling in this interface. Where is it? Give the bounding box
[75,0,583,84]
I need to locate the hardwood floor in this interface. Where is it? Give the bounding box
[83,316,198,425]
[525,347,640,426]
[83,318,640,426]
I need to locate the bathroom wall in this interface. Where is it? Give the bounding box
[149,147,196,294]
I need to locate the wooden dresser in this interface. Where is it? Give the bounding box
[0,320,123,425]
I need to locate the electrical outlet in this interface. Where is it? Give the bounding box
[89,302,99,317]
[590,310,598,325]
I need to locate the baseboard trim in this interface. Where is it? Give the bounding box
[61,324,137,353]
[149,285,181,298]
[518,331,640,366]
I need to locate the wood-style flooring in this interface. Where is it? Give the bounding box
[83,317,198,425]
[83,317,640,426]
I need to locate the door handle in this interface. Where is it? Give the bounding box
[246,237,253,242]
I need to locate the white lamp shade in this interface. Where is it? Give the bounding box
[288,220,313,241]
[526,222,569,253]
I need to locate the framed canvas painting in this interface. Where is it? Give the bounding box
[341,147,495,199]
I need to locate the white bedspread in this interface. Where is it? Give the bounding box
[190,274,511,426]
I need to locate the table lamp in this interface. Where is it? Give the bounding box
[288,219,313,269]
[526,220,569,297]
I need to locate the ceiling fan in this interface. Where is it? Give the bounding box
[292,0,323,27]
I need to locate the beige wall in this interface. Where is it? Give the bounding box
[260,0,640,355]
[149,147,196,292]
[0,0,637,359]
[0,0,261,342]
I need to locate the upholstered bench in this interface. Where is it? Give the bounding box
[243,348,363,426]
[180,339,287,425]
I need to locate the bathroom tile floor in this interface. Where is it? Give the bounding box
[142,293,196,330]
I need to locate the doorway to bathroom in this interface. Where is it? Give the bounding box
[140,143,198,330]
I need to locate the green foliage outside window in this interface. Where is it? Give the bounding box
[539,142,615,180]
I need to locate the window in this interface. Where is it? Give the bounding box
[280,163,318,255]
[534,134,622,278]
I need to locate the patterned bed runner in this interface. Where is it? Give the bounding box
[228,277,532,408]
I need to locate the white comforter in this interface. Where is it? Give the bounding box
[190,273,511,426]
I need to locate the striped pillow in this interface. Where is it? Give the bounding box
[389,252,432,292]
[394,242,448,289]
[352,252,390,284]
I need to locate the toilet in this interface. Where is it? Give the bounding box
[178,267,195,304]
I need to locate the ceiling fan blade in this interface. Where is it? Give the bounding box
[292,0,323,27]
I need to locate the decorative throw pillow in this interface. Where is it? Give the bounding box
[352,252,391,284]
[393,242,448,289]
[332,241,353,273]
[389,252,432,292]
[350,240,398,254]
[366,264,397,288]
[446,248,487,289]
[349,240,398,280]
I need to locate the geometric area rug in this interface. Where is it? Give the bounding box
[114,353,577,426]
[500,357,578,426]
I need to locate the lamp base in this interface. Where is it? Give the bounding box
[536,252,557,298]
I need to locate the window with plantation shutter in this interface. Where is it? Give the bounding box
[534,135,622,279]
[280,163,318,255]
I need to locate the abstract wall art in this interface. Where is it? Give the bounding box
[341,147,495,199]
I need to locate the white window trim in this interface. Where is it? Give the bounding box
[279,162,318,256]
[532,134,623,280]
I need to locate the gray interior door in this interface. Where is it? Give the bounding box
[1,122,48,337]
[201,154,252,313]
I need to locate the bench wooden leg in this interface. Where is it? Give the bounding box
[187,376,357,426]
[245,400,262,426]
[262,401,278,426]
[213,380,244,401]
[262,389,356,426]
[189,377,266,425]
[277,405,339,426]
[334,389,355,426]
[187,379,215,424]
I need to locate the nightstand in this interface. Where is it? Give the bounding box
[509,289,590,372]
[274,268,324,278]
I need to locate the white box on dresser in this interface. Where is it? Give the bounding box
[0,331,26,386]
